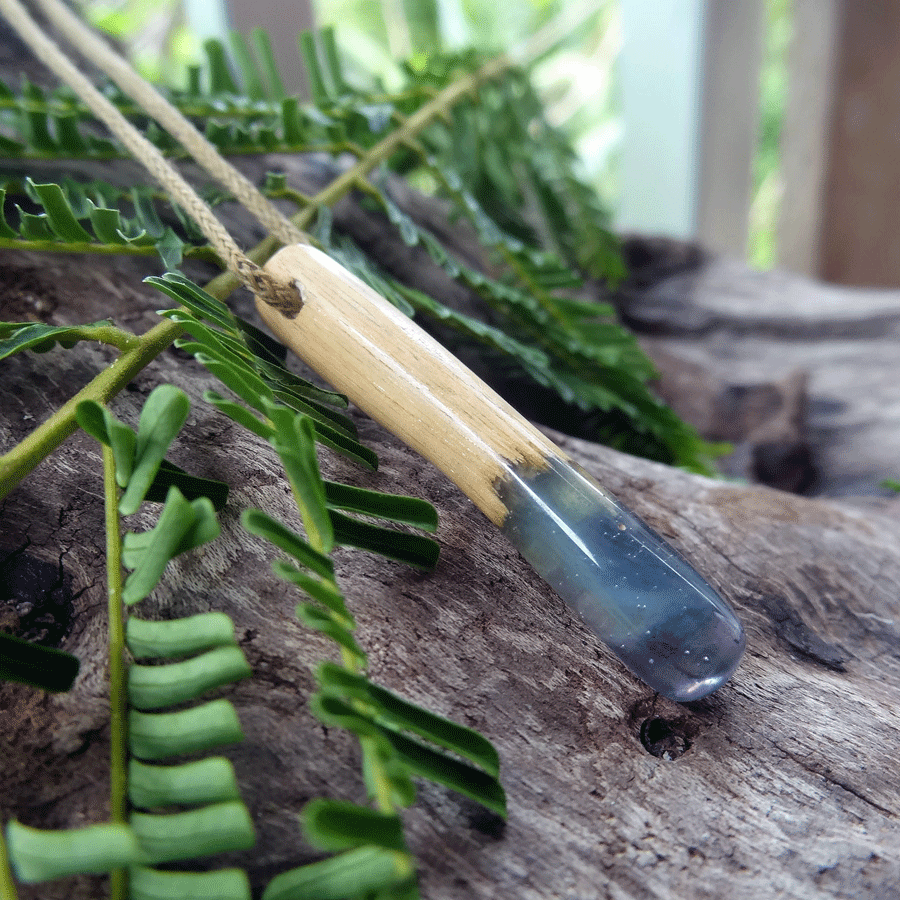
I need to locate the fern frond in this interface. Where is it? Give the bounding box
[4,387,256,897]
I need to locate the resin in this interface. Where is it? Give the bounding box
[498,457,745,701]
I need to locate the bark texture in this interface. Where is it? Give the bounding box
[2,231,900,900]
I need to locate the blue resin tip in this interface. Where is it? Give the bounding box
[498,457,745,701]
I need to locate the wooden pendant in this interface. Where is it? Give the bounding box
[258,244,745,701]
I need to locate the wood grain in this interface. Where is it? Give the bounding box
[260,243,560,525]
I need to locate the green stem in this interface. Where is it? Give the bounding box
[0,237,223,265]
[0,316,182,498]
[0,828,19,900]
[103,443,128,900]
[81,324,141,352]
[292,54,512,224]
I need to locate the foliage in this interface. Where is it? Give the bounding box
[1,19,719,897]
[2,309,499,897]
[0,24,718,470]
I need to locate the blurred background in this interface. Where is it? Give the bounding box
[76,0,899,287]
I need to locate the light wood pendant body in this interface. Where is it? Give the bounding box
[260,244,560,526]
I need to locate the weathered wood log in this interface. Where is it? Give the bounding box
[615,235,900,498]
[2,233,900,900]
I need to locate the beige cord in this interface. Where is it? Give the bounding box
[0,0,302,315]
[32,0,307,251]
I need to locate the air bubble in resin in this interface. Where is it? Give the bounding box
[497,457,745,701]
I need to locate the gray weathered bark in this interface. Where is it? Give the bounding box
[2,232,900,900]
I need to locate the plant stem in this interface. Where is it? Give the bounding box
[0,316,182,498]
[292,55,511,224]
[0,828,19,900]
[103,443,129,900]
[80,324,141,352]
[0,237,223,265]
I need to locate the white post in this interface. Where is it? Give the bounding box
[696,0,765,257]
[776,0,840,277]
[617,0,708,239]
[618,0,765,257]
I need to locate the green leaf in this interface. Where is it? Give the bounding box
[252,28,286,100]
[271,560,350,619]
[204,38,240,94]
[146,273,237,331]
[16,208,53,240]
[167,312,255,366]
[319,26,347,95]
[296,604,364,659]
[203,390,275,440]
[309,694,380,741]
[129,699,244,760]
[361,738,417,811]
[142,459,229,510]
[126,612,238,658]
[4,821,139,883]
[128,645,252,710]
[75,400,136,487]
[131,802,256,865]
[0,320,111,359]
[0,188,16,238]
[197,354,274,413]
[131,188,166,239]
[0,133,24,156]
[26,179,93,242]
[0,632,79,692]
[155,227,186,269]
[73,398,110,443]
[120,385,191,515]
[401,0,442,55]
[281,96,303,144]
[229,30,266,100]
[270,388,357,437]
[376,727,506,818]
[323,481,437,532]
[316,663,499,778]
[253,357,348,409]
[328,510,440,570]
[311,420,379,470]
[262,846,408,900]
[241,509,334,578]
[21,81,56,151]
[129,757,241,809]
[381,196,419,247]
[298,31,330,104]
[233,315,288,366]
[122,490,220,605]
[129,866,251,900]
[53,113,88,154]
[269,409,334,553]
[302,800,406,852]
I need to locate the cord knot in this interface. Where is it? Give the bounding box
[236,258,302,317]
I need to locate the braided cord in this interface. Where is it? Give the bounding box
[0,0,302,314]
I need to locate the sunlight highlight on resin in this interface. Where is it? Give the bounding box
[497,457,745,701]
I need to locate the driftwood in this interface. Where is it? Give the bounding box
[3,221,900,900]
[1,33,900,881]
